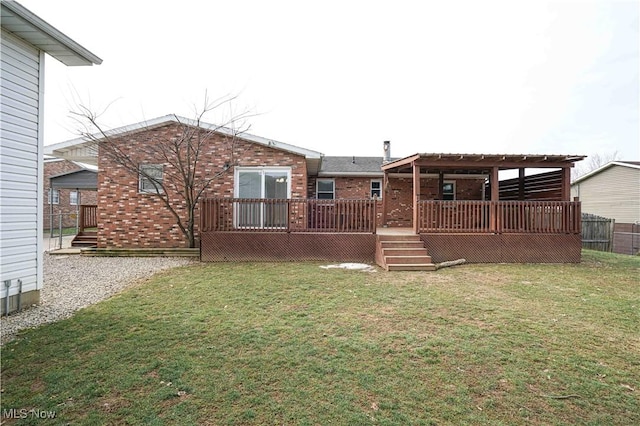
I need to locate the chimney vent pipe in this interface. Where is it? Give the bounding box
[383,141,391,163]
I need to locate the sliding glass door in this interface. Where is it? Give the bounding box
[236,168,290,228]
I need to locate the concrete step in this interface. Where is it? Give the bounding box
[384,255,432,265]
[387,263,437,271]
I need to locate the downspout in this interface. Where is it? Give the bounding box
[17,279,22,312]
[49,183,53,238]
[4,280,10,316]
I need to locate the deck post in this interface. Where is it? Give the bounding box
[413,162,420,234]
[490,166,499,232]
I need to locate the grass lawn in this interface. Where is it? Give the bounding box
[1,250,638,425]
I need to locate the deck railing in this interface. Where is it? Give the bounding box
[200,198,377,233]
[79,204,97,231]
[417,200,581,234]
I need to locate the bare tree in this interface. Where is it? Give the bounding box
[572,150,620,181]
[72,94,253,248]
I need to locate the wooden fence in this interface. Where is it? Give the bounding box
[581,213,614,252]
[200,198,377,233]
[417,200,581,234]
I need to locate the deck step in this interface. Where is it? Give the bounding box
[377,234,422,242]
[381,248,429,257]
[384,255,432,265]
[71,231,97,247]
[380,241,425,249]
[387,263,436,271]
[375,234,437,271]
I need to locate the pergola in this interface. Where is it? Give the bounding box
[380,153,585,232]
[48,168,97,232]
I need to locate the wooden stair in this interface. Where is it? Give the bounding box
[375,234,436,271]
[71,231,97,247]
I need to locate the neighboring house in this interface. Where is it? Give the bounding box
[43,157,97,231]
[46,115,585,267]
[572,161,640,255]
[0,0,101,314]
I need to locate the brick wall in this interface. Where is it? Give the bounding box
[43,159,97,231]
[97,123,308,248]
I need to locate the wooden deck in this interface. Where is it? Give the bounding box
[199,199,582,264]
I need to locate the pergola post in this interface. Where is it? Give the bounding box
[562,166,572,231]
[490,166,499,232]
[518,168,525,200]
[561,167,571,201]
[382,170,389,227]
[412,162,420,234]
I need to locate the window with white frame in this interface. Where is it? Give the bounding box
[316,179,335,199]
[139,164,164,193]
[48,189,59,204]
[443,181,455,200]
[70,191,78,205]
[371,179,382,199]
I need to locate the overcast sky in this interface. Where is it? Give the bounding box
[21,0,640,161]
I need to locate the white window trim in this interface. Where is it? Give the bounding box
[70,190,78,206]
[233,167,292,199]
[370,179,383,200]
[316,178,335,200]
[48,189,59,205]
[139,164,164,194]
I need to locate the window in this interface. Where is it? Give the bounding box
[316,179,335,199]
[371,179,382,199]
[139,164,164,193]
[443,181,455,200]
[70,191,78,206]
[48,189,59,204]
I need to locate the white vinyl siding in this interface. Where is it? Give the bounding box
[572,165,640,223]
[0,29,43,300]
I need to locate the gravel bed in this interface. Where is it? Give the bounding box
[1,254,193,344]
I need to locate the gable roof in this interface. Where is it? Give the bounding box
[1,0,102,66]
[44,114,324,172]
[572,161,640,185]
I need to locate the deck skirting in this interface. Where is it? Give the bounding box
[201,232,376,262]
[420,233,582,263]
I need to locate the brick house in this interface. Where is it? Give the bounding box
[46,115,584,266]
[43,157,97,231]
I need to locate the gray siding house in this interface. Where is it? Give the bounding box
[572,161,640,254]
[0,0,101,314]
